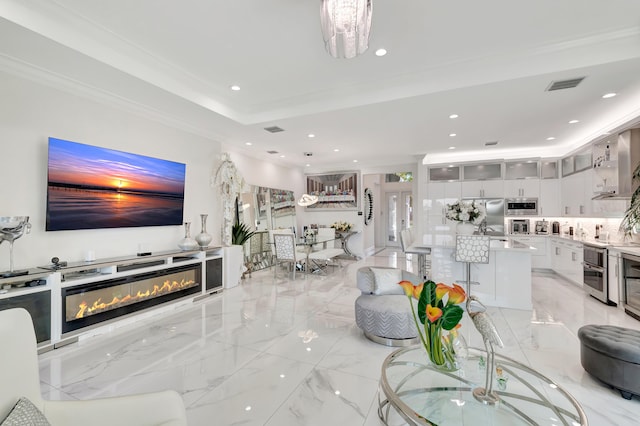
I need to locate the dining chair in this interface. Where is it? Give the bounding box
[273,231,302,279]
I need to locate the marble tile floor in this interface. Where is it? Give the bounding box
[38,249,640,425]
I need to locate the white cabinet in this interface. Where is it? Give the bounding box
[539,179,561,216]
[608,252,622,305]
[504,179,540,198]
[425,181,461,232]
[461,180,504,198]
[550,238,583,285]
[560,170,592,216]
[511,236,549,269]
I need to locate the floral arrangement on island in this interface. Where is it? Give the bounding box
[331,221,352,232]
[399,280,466,369]
[445,200,486,224]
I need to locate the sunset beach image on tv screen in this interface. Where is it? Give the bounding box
[46,137,186,231]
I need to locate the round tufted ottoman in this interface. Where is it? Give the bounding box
[578,324,640,399]
[355,294,418,346]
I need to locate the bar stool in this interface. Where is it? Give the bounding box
[455,235,490,296]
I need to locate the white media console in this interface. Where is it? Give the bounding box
[0,247,224,352]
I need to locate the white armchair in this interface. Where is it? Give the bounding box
[0,308,187,426]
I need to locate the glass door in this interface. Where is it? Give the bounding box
[385,191,413,247]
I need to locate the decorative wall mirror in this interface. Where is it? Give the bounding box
[364,187,374,225]
[237,186,297,273]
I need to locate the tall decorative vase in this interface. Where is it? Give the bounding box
[195,214,213,249]
[178,222,198,251]
[456,221,475,235]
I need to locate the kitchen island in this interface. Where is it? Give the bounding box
[420,235,536,310]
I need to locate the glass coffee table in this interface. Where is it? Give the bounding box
[378,346,588,425]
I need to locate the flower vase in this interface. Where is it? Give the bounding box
[178,222,199,251]
[424,326,465,371]
[456,221,475,235]
[195,214,213,249]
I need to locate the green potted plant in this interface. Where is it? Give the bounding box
[620,163,640,238]
[231,220,255,245]
[231,197,255,245]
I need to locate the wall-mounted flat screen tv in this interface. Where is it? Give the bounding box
[46,137,186,231]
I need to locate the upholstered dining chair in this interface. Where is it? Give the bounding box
[272,231,302,279]
[0,308,187,426]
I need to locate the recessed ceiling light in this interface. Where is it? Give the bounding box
[333,148,340,152]
[449,114,459,119]
[230,85,241,91]
[602,92,617,99]
[279,155,285,158]
[449,133,457,137]
[375,48,387,57]
[546,137,555,141]
[245,142,252,146]
[568,119,580,124]
[305,163,311,167]
[448,164,454,168]
[307,133,315,138]
[353,159,358,163]
[448,146,456,150]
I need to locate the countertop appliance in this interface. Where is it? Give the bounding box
[622,253,640,320]
[535,220,549,234]
[552,221,560,235]
[505,198,538,216]
[583,243,610,305]
[462,198,505,236]
[510,219,530,234]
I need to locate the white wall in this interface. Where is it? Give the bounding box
[0,71,221,271]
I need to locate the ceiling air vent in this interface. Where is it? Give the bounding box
[266,150,279,154]
[264,126,284,133]
[546,77,585,91]
[485,141,498,146]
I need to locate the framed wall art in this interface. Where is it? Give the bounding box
[304,171,359,210]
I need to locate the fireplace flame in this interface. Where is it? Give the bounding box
[74,278,196,319]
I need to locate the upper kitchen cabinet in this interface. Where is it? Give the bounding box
[539,179,561,216]
[504,178,540,198]
[560,168,593,216]
[463,163,502,180]
[540,160,558,179]
[461,163,503,198]
[504,160,540,200]
[428,166,460,182]
[461,179,504,198]
[562,147,592,177]
[504,160,539,180]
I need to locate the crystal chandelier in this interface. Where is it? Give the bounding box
[320,0,372,59]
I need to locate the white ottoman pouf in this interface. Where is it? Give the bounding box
[354,266,421,346]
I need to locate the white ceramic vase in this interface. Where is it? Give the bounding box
[456,221,475,235]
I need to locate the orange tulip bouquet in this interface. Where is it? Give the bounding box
[399,280,466,370]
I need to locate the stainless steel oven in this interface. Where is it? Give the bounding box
[505,198,538,216]
[583,243,608,304]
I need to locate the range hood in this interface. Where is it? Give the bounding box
[591,128,640,200]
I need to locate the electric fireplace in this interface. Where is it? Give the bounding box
[61,264,201,334]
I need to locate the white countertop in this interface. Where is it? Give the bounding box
[416,235,536,252]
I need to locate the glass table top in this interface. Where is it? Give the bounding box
[378,346,587,426]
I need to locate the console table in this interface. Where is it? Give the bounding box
[336,231,359,259]
[378,346,587,425]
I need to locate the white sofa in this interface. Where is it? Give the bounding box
[0,308,187,426]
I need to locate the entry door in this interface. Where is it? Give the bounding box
[385,191,413,247]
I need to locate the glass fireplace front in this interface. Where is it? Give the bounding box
[62,264,201,334]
